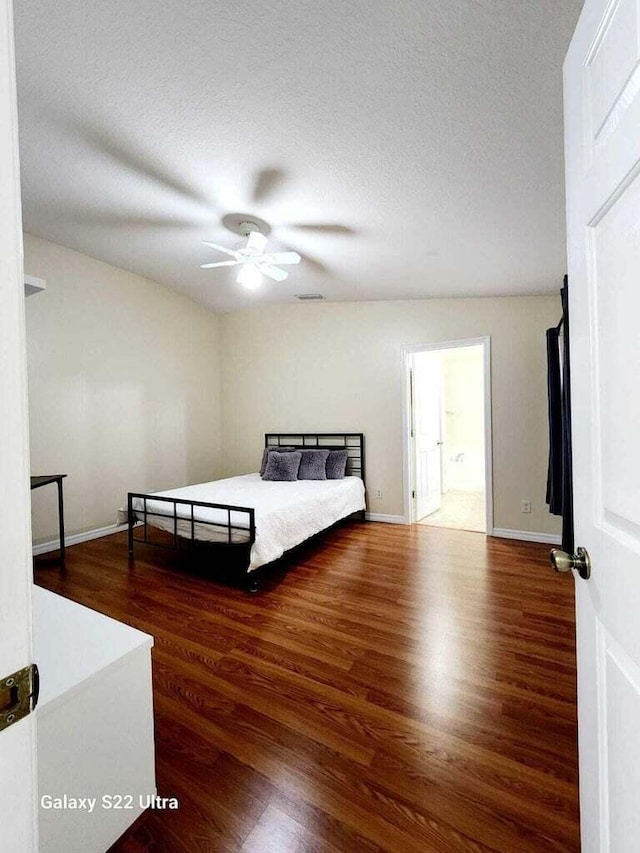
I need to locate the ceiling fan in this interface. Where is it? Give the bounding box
[201,220,301,290]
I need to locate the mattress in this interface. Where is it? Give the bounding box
[127,473,366,571]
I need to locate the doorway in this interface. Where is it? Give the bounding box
[403,338,492,534]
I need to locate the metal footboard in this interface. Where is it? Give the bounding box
[127,492,256,560]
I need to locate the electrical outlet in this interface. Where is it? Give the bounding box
[521,500,531,514]
[375,489,383,499]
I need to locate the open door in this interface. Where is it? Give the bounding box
[412,351,442,520]
[563,0,640,848]
[0,0,39,848]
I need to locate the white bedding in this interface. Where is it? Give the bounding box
[126,473,365,571]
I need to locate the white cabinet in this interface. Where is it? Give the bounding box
[33,587,155,853]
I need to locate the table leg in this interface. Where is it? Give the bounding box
[57,478,65,564]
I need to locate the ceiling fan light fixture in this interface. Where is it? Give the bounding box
[236,264,262,290]
[201,215,305,287]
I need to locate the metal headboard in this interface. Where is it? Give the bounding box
[264,433,365,484]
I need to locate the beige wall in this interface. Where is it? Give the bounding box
[220,297,562,536]
[24,234,222,544]
[23,236,561,542]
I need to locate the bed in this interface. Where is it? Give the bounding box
[125,433,366,589]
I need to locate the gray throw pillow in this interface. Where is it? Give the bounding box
[297,448,330,480]
[326,448,348,479]
[259,445,296,476]
[262,451,302,481]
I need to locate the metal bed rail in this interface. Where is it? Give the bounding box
[127,492,256,558]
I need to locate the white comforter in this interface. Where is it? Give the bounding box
[127,473,365,571]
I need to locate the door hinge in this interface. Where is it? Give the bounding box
[412,490,416,499]
[0,664,39,732]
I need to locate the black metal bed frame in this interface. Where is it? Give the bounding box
[127,432,365,590]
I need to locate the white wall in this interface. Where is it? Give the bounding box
[24,234,222,545]
[220,297,562,537]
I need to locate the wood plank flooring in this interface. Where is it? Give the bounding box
[34,521,580,852]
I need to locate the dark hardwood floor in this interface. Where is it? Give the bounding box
[34,521,580,852]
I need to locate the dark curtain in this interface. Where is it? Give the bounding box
[546,277,574,553]
[546,326,563,514]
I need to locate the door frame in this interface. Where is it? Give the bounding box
[401,337,493,532]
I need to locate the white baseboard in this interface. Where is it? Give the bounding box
[32,519,559,552]
[491,527,561,546]
[33,523,128,556]
[365,513,409,525]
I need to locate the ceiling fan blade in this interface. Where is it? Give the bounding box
[259,263,288,282]
[280,242,327,273]
[200,260,238,269]
[285,223,355,235]
[251,167,286,203]
[65,211,199,230]
[201,240,239,258]
[246,231,268,254]
[74,119,208,207]
[265,251,301,265]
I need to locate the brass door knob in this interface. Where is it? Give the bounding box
[550,547,591,580]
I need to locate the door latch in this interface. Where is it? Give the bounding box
[0,664,39,732]
[550,547,591,580]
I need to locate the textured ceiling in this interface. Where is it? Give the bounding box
[14,0,583,313]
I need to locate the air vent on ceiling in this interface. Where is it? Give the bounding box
[295,293,325,301]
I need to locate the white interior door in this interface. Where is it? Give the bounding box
[565,1,640,849]
[412,352,442,520]
[0,0,38,849]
